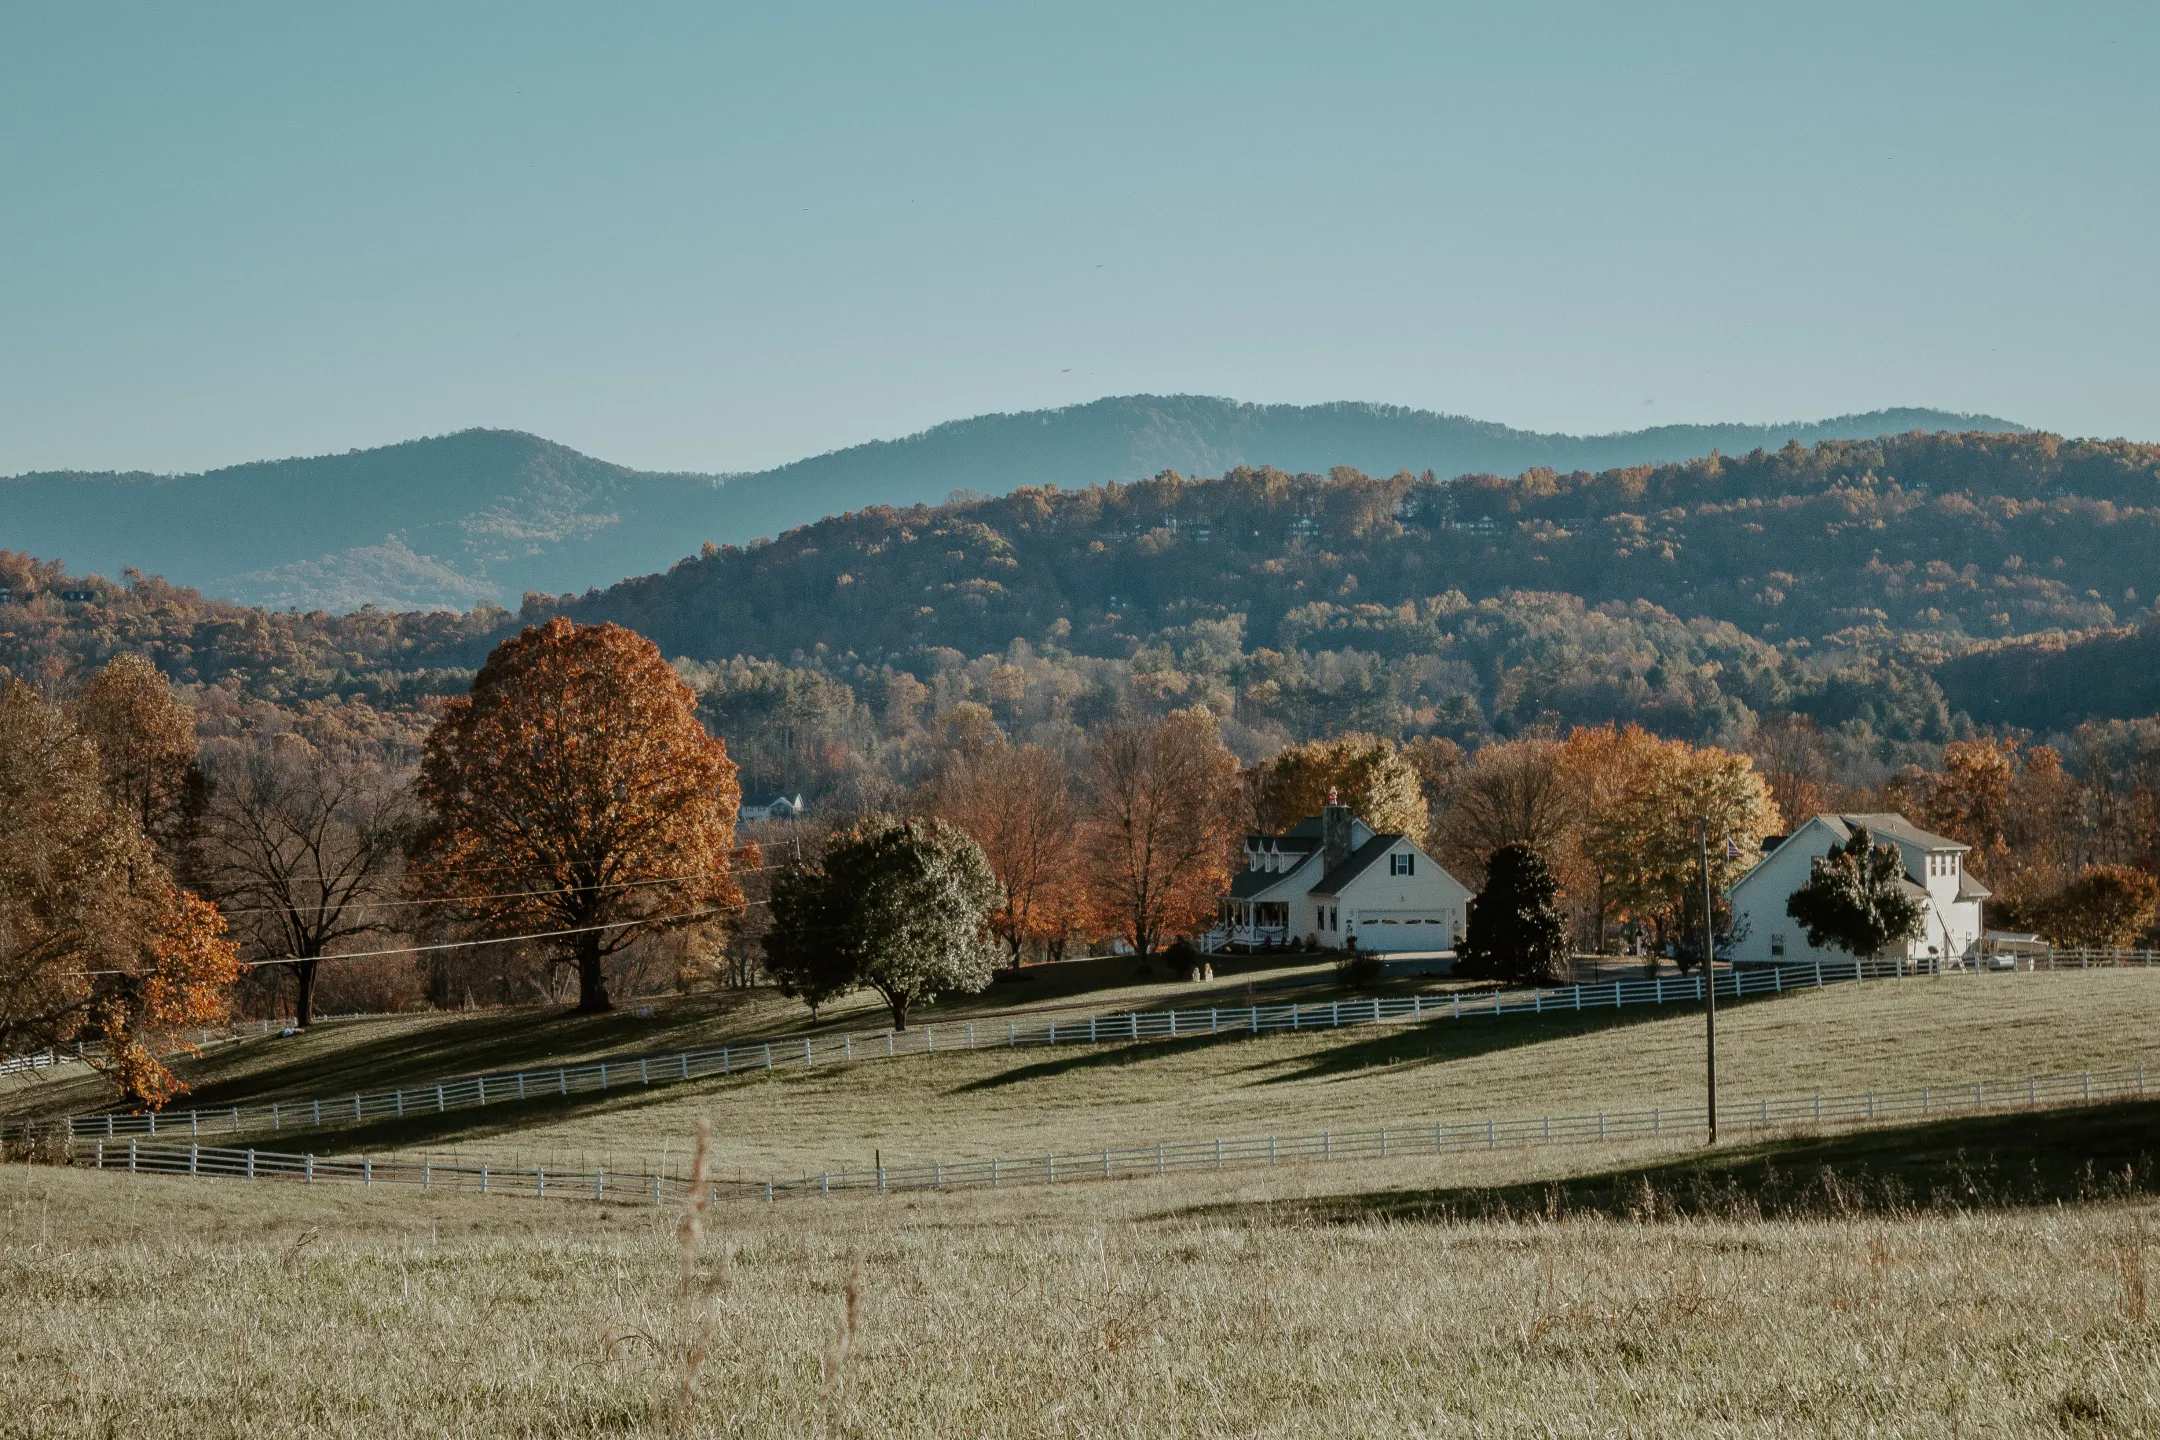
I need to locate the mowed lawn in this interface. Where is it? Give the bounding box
[145,969,2160,1181]
[4,1105,2157,1439]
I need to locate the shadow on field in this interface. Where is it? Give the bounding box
[1167,1100,2160,1225]
[1251,1000,1682,1086]
[957,989,1726,1092]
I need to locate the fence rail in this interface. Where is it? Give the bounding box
[61,952,2159,1143]
[80,1062,2156,1206]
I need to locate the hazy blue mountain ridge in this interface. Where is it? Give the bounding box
[1,395,2023,611]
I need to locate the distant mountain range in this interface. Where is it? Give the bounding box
[0,396,2024,612]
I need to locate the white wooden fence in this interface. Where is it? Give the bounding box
[78,1061,2157,1205]
[62,953,2157,1143]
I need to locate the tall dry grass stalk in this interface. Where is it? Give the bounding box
[671,1120,731,1425]
[818,1251,864,1439]
[2120,1216,2149,1322]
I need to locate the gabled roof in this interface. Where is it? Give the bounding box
[1822,812,1968,853]
[1230,848,1319,899]
[1244,833,1322,852]
[1309,834,1406,896]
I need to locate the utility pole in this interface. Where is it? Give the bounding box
[1699,818,1718,1145]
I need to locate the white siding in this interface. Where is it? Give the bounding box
[1727,816,1984,965]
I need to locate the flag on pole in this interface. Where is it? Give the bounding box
[1724,836,1741,860]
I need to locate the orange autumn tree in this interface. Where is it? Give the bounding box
[408,619,747,1013]
[927,739,1081,970]
[1082,707,1245,958]
[0,680,238,1108]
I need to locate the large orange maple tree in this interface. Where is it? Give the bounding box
[408,619,747,1012]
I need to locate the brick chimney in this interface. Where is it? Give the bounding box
[1322,787,1353,874]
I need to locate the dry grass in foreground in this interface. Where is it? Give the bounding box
[4,1117,2158,1439]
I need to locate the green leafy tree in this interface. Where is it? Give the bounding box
[1783,827,1928,959]
[764,816,1000,1030]
[1457,843,1570,984]
[759,859,859,1020]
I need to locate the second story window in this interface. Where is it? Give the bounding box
[1390,852,1415,876]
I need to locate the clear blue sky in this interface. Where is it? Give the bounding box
[3,1,2155,475]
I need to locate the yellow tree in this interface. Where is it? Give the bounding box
[0,680,237,1107]
[1083,708,1245,958]
[1914,737,2016,873]
[1587,740,1780,967]
[409,619,747,1013]
[1556,723,1673,947]
[1253,733,1429,842]
[70,653,199,850]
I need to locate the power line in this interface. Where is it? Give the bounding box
[68,901,766,976]
[209,861,788,919]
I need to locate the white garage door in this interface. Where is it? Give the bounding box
[1352,910,1459,953]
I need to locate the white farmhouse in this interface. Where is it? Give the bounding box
[1724,812,1989,967]
[1215,800,1472,953]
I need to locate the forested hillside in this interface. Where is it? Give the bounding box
[3,398,2011,613]
[536,430,2160,778]
[10,428,2160,808]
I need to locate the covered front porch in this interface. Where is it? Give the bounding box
[1205,898,1293,951]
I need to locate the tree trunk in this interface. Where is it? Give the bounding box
[294,959,319,1027]
[574,930,611,1013]
[882,986,910,1031]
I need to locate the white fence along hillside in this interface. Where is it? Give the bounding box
[62,953,2156,1143]
[78,1062,2158,1206]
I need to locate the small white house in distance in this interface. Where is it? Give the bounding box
[1725,812,1990,967]
[738,793,806,824]
[1215,801,1472,952]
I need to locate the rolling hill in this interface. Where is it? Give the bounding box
[1,397,2017,612]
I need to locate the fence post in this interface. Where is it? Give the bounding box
[305,1153,313,1184]
[1215,1139,1224,1169]
[652,1173,662,1206]
[1269,1136,1277,1163]
[423,1160,430,1191]
[1157,1143,1166,1176]
[1487,1119,1495,1148]
[2028,1076,2036,1107]
[1454,995,1461,1019]
[804,1038,813,1066]
[480,1164,488,1194]
[1007,1022,1015,1047]
[1413,995,1422,1019]
[681,1054,691,1080]
[537,1167,545,1198]
[2084,1070,2091,1101]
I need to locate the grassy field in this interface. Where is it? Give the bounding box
[5,1101,2157,1438]
[52,969,2160,1184]
[0,949,1356,1122]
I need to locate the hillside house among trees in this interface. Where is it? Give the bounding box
[1725,813,1988,967]
[1214,799,1472,953]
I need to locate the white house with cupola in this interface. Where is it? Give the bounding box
[1210,797,1472,953]
[1724,812,1989,967]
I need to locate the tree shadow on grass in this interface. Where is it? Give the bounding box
[229,1069,764,1154]
[950,999,1689,1093]
[1164,1100,2160,1226]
